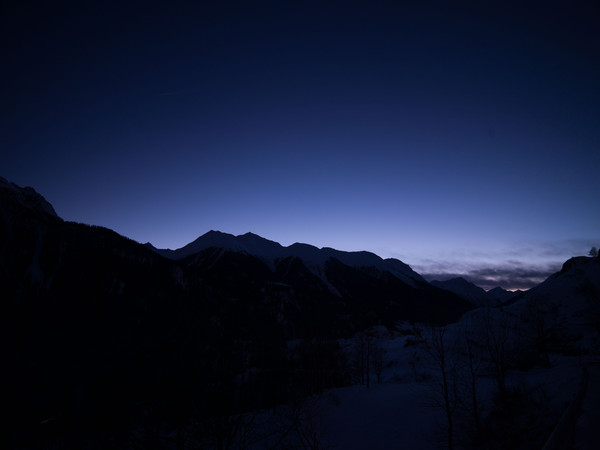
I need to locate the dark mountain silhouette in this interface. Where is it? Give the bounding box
[150,229,428,289]
[487,285,523,303]
[506,255,600,345]
[431,277,525,307]
[1,177,473,447]
[431,276,497,306]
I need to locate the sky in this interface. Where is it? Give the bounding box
[2,1,599,290]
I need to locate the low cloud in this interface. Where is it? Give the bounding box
[407,238,598,291]
[419,261,562,291]
[513,239,598,259]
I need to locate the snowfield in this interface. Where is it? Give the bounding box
[232,327,590,449]
[231,256,600,449]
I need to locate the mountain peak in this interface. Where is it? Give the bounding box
[449,276,471,285]
[487,286,521,303]
[148,230,425,287]
[203,230,229,238]
[241,231,261,238]
[0,177,60,220]
[431,277,498,306]
[559,255,597,275]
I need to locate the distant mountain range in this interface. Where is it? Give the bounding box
[148,230,522,306]
[0,176,474,329]
[431,277,522,306]
[146,229,427,288]
[0,176,473,445]
[0,176,562,329]
[2,176,598,447]
[0,175,589,335]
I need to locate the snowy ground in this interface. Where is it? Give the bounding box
[317,383,441,450]
[214,257,600,449]
[575,362,600,449]
[327,318,600,450]
[239,275,600,450]
[310,339,583,449]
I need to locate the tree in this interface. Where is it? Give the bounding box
[459,317,483,441]
[427,325,458,450]
[371,338,385,385]
[351,332,386,387]
[521,295,556,368]
[264,398,330,450]
[352,333,371,387]
[480,307,514,400]
[590,246,598,257]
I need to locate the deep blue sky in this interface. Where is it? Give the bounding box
[2,1,599,289]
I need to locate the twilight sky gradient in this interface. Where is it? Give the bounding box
[2,1,599,290]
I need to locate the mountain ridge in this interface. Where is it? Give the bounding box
[428,276,526,306]
[431,276,498,306]
[0,177,471,330]
[3,176,599,448]
[148,230,425,287]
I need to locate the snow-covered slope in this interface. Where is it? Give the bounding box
[506,256,600,352]
[151,231,425,286]
[431,277,499,306]
[521,256,600,302]
[507,256,600,317]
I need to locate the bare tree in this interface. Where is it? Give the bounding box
[266,398,330,450]
[293,400,327,450]
[428,325,458,450]
[481,307,514,400]
[351,332,386,387]
[458,316,484,441]
[520,295,557,367]
[353,333,371,387]
[191,412,246,450]
[371,338,385,385]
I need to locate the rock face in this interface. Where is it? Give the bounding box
[0,177,473,448]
